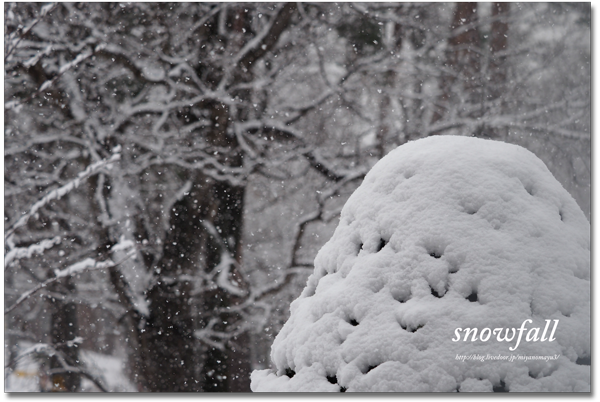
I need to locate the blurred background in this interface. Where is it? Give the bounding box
[4,2,590,392]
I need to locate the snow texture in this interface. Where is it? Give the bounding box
[251,135,590,392]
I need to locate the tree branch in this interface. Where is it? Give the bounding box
[239,3,297,69]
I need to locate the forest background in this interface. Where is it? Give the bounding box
[4,2,590,392]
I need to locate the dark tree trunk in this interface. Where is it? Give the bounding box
[48,277,80,392]
[432,2,481,124]
[142,213,200,392]
[448,2,481,93]
[489,2,510,100]
[122,5,296,392]
[138,101,250,392]
[486,2,510,138]
[198,179,248,392]
[197,102,250,392]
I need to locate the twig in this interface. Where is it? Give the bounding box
[5,150,120,240]
[5,249,135,315]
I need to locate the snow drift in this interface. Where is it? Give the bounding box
[251,135,590,392]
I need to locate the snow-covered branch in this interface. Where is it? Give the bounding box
[201,221,247,297]
[194,315,254,351]
[5,3,57,63]
[4,133,88,157]
[240,3,296,68]
[5,43,107,111]
[4,236,61,269]
[5,148,121,240]
[5,243,135,315]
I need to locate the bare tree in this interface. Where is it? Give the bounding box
[5,2,589,392]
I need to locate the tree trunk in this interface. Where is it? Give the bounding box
[433,2,481,124]
[489,2,510,101]
[119,5,295,391]
[48,277,80,392]
[197,102,250,392]
[197,178,248,392]
[138,100,250,392]
[486,2,510,138]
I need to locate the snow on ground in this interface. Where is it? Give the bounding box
[5,342,136,392]
[251,135,590,392]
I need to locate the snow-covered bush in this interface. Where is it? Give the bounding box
[251,136,590,392]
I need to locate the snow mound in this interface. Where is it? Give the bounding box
[251,136,590,392]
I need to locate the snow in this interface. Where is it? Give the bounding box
[5,342,136,392]
[251,135,590,392]
[4,236,61,267]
